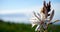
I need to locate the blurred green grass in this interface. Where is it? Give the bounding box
[0,20,60,32]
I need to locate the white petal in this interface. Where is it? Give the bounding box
[31,24,36,27]
[35,25,40,31]
[49,10,54,21]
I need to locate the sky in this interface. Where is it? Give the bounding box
[0,0,60,23]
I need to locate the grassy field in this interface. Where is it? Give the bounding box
[0,20,60,32]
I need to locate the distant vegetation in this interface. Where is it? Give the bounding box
[0,20,60,32]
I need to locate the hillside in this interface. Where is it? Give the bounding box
[0,20,60,32]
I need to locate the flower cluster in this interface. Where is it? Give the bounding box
[30,0,60,32]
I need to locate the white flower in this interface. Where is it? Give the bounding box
[30,10,54,31]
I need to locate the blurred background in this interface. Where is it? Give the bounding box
[0,0,60,32]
